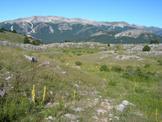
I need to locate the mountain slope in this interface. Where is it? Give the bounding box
[0,31,26,43]
[0,29,42,45]
[0,16,162,43]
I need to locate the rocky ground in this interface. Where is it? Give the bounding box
[0,42,162,122]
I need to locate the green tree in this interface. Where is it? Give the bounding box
[12,30,17,33]
[142,45,151,51]
[150,39,160,44]
[0,28,6,32]
[23,37,30,44]
[0,29,3,32]
[31,40,41,45]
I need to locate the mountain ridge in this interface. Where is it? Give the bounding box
[3,16,162,29]
[0,16,162,43]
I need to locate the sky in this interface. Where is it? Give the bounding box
[0,0,162,27]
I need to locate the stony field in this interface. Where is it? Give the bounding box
[0,42,162,122]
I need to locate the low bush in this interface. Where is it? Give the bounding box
[150,39,160,44]
[24,37,41,45]
[111,65,123,72]
[142,45,151,51]
[100,64,109,72]
[31,40,42,45]
[75,61,82,66]
[123,67,157,82]
[108,80,117,86]
[0,95,31,121]
[23,37,30,44]
[157,59,162,65]
[107,43,110,47]
[0,63,3,70]
[0,29,4,33]
[12,30,17,33]
[144,64,150,68]
[0,28,7,32]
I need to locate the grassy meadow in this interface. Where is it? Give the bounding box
[0,43,162,122]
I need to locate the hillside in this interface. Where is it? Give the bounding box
[0,35,162,121]
[0,31,25,43]
[0,16,162,43]
[0,30,42,46]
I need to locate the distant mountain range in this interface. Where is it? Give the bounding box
[0,16,162,43]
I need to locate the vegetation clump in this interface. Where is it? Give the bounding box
[75,61,82,66]
[0,28,17,33]
[0,28,5,32]
[23,36,41,45]
[0,43,161,121]
[123,67,156,82]
[150,39,160,44]
[100,64,109,72]
[108,80,117,86]
[11,30,17,33]
[142,45,151,51]
[107,43,110,47]
[111,65,123,72]
[24,36,30,44]
[157,59,162,65]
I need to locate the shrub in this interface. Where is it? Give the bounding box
[23,37,41,45]
[142,45,151,51]
[108,80,117,86]
[123,67,156,82]
[31,40,41,45]
[76,53,82,56]
[0,63,2,70]
[0,96,31,121]
[12,30,17,33]
[23,37,30,44]
[100,64,109,72]
[0,29,4,32]
[75,61,82,66]
[150,40,160,44]
[123,67,135,79]
[157,59,162,65]
[0,28,7,32]
[64,40,71,42]
[144,64,150,68]
[111,65,123,72]
[134,87,144,93]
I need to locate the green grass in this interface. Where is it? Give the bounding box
[0,31,40,44]
[0,44,162,122]
[0,31,25,43]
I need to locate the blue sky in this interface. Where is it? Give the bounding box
[0,0,162,27]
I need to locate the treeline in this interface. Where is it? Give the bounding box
[23,36,42,45]
[63,39,161,44]
[0,28,42,45]
[150,39,160,44]
[0,28,17,33]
